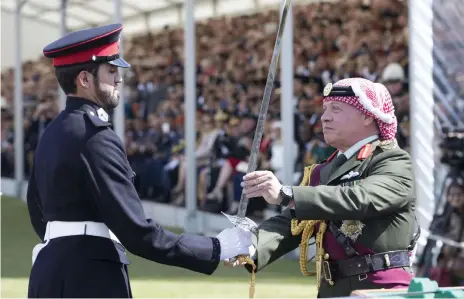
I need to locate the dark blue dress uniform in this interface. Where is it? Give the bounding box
[27,24,221,298]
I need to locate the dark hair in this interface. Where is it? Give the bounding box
[54,62,100,94]
[447,179,464,195]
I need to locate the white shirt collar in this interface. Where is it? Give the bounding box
[338,135,379,160]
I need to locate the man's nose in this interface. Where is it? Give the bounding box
[321,111,331,122]
[115,73,123,84]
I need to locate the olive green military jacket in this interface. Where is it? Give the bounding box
[251,140,416,271]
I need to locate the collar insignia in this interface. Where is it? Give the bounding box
[97,108,108,122]
[357,144,373,160]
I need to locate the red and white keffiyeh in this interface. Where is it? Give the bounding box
[323,78,397,141]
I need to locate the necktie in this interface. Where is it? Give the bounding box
[329,154,347,177]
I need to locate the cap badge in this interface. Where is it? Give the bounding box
[323,83,333,97]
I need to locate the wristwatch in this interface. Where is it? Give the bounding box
[279,185,294,206]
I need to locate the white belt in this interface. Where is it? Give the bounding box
[44,221,121,243]
[32,221,121,266]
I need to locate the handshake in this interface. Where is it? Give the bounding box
[215,227,257,267]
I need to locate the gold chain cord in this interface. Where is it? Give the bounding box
[290,164,328,290]
[236,255,256,298]
[239,164,328,298]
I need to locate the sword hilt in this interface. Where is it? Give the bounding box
[221,212,259,236]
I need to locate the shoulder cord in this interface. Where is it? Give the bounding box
[290,164,329,289]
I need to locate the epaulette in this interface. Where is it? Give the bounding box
[83,107,111,128]
[379,139,398,150]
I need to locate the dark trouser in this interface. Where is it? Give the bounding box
[28,236,132,298]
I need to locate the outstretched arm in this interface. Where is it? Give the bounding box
[83,129,250,275]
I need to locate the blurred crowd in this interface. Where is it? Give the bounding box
[417,179,464,286]
[1,0,411,218]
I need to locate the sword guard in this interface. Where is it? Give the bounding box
[221,212,259,236]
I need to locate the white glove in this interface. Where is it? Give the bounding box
[216,227,252,261]
[223,245,256,267]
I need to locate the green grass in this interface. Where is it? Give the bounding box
[1,196,317,298]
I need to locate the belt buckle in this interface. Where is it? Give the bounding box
[322,261,335,285]
[359,273,368,281]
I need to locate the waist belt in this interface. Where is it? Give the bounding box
[323,250,410,283]
[44,221,121,244]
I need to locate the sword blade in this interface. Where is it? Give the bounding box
[236,0,292,220]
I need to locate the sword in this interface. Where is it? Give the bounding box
[222,0,292,234]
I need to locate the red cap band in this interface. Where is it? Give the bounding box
[52,41,119,67]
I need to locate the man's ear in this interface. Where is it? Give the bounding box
[77,71,90,89]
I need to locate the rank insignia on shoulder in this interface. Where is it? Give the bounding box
[340,220,365,242]
[84,107,111,128]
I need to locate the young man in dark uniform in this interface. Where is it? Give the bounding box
[227,78,419,297]
[27,23,251,298]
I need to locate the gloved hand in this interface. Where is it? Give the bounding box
[223,245,256,267]
[216,227,252,261]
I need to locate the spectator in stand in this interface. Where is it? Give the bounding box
[441,182,464,286]
[2,0,413,216]
[419,180,464,285]
[171,112,220,205]
[428,252,453,287]
[1,104,14,177]
[381,62,410,150]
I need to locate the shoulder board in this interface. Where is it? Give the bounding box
[379,139,399,151]
[83,107,111,128]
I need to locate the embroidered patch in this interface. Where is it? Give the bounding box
[340,220,365,242]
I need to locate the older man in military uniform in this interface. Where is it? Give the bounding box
[228,78,419,297]
[27,24,252,298]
